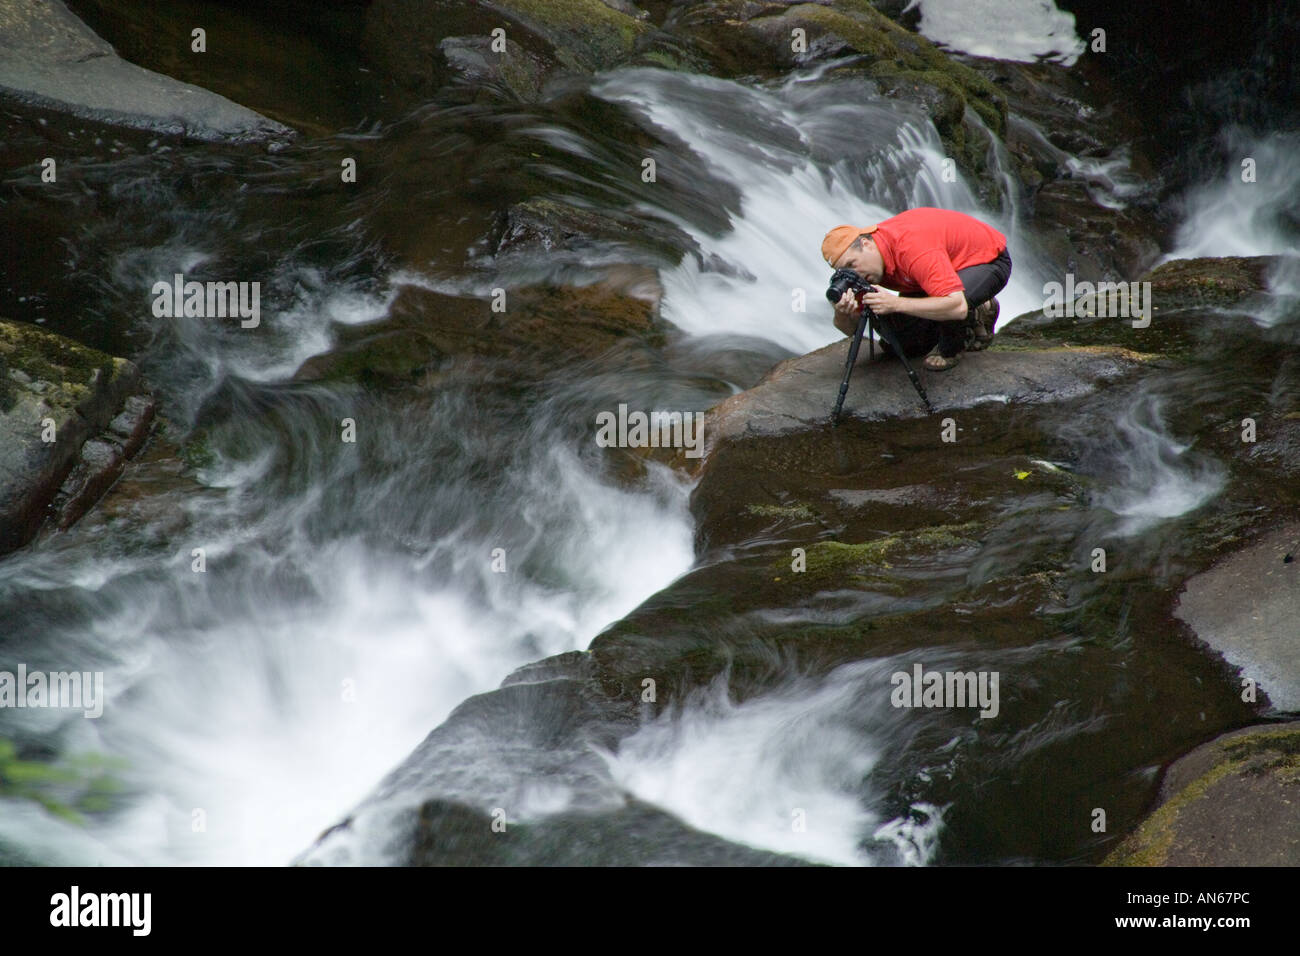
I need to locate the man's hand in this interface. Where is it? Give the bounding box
[832,289,860,336]
[862,290,901,315]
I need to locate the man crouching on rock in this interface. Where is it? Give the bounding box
[821,208,1011,371]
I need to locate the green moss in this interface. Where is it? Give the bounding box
[180,431,217,472]
[1103,728,1300,866]
[746,502,818,521]
[494,0,649,69]
[816,2,1006,133]
[1222,727,1300,774]
[0,739,129,825]
[638,50,687,71]
[0,319,121,412]
[789,521,982,587]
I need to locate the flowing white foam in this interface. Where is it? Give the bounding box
[1165,130,1300,262]
[1094,393,1226,535]
[600,663,944,866]
[0,399,694,868]
[1253,254,1300,328]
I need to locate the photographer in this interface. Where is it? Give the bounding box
[821,208,1011,371]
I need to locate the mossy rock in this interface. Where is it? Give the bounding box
[1104,722,1300,866]
[1139,256,1280,312]
[1002,256,1284,355]
[0,318,119,412]
[669,0,1005,134]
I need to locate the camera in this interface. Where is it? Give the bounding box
[825,268,876,308]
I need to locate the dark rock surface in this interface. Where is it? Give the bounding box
[0,0,291,142]
[292,281,661,387]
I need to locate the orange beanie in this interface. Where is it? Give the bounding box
[821,224,877,266]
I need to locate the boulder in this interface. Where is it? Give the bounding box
[362,0,652,97]
[0,318,153,556]
[1031,179,1162,283]
[1104,722,1300,866]
[0,0,291,143]
[685,339,1151,466]
[1174,522,1300,712]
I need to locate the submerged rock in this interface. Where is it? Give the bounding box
[437,34,553,102]
[0,318,153,556]
[489,197,691,267]
[1104,722,1300,866]
[0,0,291,143]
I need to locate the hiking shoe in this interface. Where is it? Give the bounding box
[967,297,999,351]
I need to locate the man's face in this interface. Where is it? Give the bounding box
[834,236,883,283]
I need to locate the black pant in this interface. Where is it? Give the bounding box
[881,247,1012,358]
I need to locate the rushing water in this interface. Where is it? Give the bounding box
[1,24,1294,867]
[1166,129,1300,262]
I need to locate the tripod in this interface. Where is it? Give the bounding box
[831,303,936,423]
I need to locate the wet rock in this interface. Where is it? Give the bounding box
[0,0,291,143]
[1141,256,1281,312]
[1174,522,1300,712]
[438,34,552,102]
[1104,722,1300,866]
[690,339,1149,459]
[48,393,156,531]
[1004,255,1283,354]
[585,336,1138,706]
[363,0,651,97]
[0,318,153,556]
[489,197,693,266]
[292,281,659,387]
[1031,179,1162,282]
